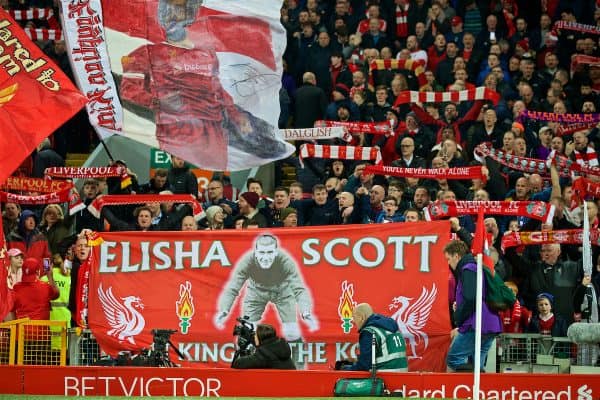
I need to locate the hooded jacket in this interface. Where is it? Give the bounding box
[7,210,51,261]
[345,313,401,371]
[231,337,296,369]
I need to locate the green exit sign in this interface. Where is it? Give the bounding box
[150,149,172,169]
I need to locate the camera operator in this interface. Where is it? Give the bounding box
[231,324,296,370]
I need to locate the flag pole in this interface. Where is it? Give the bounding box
[473,252,483,400]
[99,139,115,163]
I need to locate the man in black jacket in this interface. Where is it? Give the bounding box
[231,324,295,369]
[293,72,328,128]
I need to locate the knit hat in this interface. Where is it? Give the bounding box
[537,292,554,305]
[334,83,350,98]
[280,207,297,221]
[7,248,23,258]
[240,191,260,209]
[205,205,223,224]
[516,39,529,52]
[512,121,525,132]
[21,258,41,282]
[451,16,462,26]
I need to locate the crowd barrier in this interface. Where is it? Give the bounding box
[0,319,67,366]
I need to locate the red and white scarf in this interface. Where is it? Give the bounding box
[424,200,555,224]
[298,144,382,167]
[393,87,500,107]
[45,166,132,189]
[0,188,85,215]
[573,147,599,168]
[395,3,409,38]
[474,143,551,176]
[551,151,600,177]
[364,165,487,182]
[1,176,73,193]
[280,127,352,142]
[88,194,204,220]
[519,110,600,123]
[9,8,54,20]
[501,229,600,252]
[556,122,598,136]
[24,28,62,41]
[554,20,600,36]
[314,120,393,135]
[571,177,600,207]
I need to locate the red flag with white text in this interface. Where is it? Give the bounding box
[0,8,87,184]
[88,222,452,371]
[472,208,495,274]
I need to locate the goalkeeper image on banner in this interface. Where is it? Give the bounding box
[214,234,318,359]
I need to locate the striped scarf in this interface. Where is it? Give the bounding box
[574,147,599,168]
[298,144,382,167]
[369,59,427,89]
[395,4,409,38]
[393,87,500,107]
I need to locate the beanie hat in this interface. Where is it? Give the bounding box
[334,83,350,98]
[205,205,223,224]
[512,121,525,132]
[516,39,529,52]
[537,292,554,305]
[21,257,41,282]
[280,207,297,221]
[240,191,260,209]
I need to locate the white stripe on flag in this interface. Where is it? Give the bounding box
[330,145,340,159]
[426,92,436,103]
[459,90,469,102]
[314,145,323,159]
[361,147,371,161]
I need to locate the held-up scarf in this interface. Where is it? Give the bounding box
[9,8,54,20]
[474,143,553,176]
[570,55,600,76]
[369,59,427,89]
[298,144,382,168]
[280,127,352,142]
[45,166,132,189]
[393,87,500,107]
[554,20,600,36]
[519,110,600,124]
[364,165,487,183]
[556,122,598,136]
[88,194,204,220]
[0,188,85,215]
[395,3,409,38]
[1,176,73,193]
[501,229,600,252]
[75,257,91,328]
[314,120,393,135]
[423,200,555,224]
[551,152,600,178]
[571,177,600,208]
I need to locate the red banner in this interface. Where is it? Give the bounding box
[1,176,72,193]
[0,9,87,184]
[88,222,451,371]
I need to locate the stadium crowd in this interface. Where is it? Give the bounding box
[2,0,600,368]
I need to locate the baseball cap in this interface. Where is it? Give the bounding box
[7,248,23,258]
[451,16,462,26]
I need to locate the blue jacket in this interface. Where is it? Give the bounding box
[344,313,400,371]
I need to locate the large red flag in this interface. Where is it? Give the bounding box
[472,208,495,274]
[0,9,87,184]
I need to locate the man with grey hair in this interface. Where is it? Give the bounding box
[32,138,64,178]
[505,242,583,323]
[214,234,318,343]
[294,72,328,128]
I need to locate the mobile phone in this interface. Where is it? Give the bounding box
[43,258,51,272]
[490,32,496,42]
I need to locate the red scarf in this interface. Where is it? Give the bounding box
[75,257,91,328]
[45,166,132,189]
[556,122,597,136]
[88,194,204,220]
[501,229,600,252]
[299,144,382,167]
[1,176,73,193]
[0,188,84,215]
[571,177,600,207]
[364,165,487,182]
[554,20,600,35]
[519,110,600,123]
[395,4,409,38]
[551,151,600,177]
[315,120,393,135]
[573,147,599,168]
[393,87,500,107]
[369,59,427,89]
[474,143,551,176]
[424,200,555,224]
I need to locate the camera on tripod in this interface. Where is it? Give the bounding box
[232,316,255,355]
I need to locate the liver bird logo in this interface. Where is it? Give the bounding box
[98,283,145,344]
[388,284,437,359]
[0,83,18,107]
